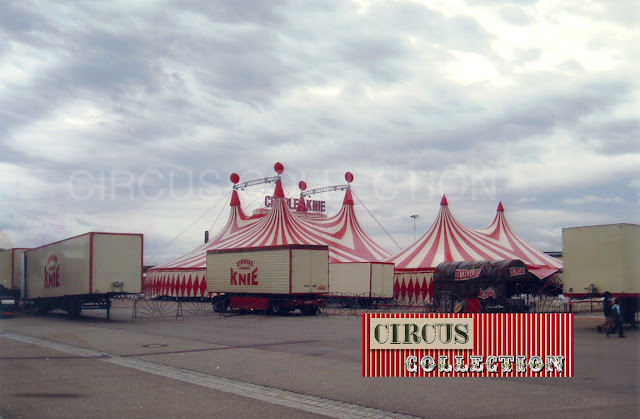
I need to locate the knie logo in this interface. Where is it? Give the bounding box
[44,254,61,288]
[230,258,258,285]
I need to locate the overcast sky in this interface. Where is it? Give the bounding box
[1,0,638,265]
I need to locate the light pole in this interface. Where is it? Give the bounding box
[410,214,418,241]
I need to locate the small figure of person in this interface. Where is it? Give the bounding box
[608,297,626,338]
[597,292,613,333]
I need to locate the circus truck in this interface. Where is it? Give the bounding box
[22,232,143,318]
[1,248,29,317]
[562,224,639,325]
[207,245,329,315]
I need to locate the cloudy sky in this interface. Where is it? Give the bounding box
[1,0,638,265]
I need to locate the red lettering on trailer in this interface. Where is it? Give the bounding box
[236,259,254,268]
[230,266,259,286]
[44,254,60,288]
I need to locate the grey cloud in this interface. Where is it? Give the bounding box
[578,119,640,155]
[498,6,534,25]
[173,0,285,26]
[340,38,411,83]
[0,1,637,263]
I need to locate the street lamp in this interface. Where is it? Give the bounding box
[410,214,418,241]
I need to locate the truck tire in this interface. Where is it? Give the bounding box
[212,297,228,313]
[67,302,83,318]
[301,306,319,316]
[35,301,51,315]
[269,300,283,315]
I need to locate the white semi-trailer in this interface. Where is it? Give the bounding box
[328,262,395,307]
[563,223,639,325]
[23,232,143,317]
[1,248,30,317]
[207,245,329,315]
[1,248,29,293]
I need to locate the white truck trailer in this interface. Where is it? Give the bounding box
[328,262,395,308]
[562,223,639,324]
[207,245,329,315]
[23,232,143,317]
[1,248,29,293]
[1,248,30,317]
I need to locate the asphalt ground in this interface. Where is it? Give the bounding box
[0,301,638,419]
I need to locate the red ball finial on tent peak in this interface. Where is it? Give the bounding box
[274,162,284,174]
[345,171,354,183]
[497,201,505,212]
[440,194,448,206]
[230,173,240,184]
[299,181,307,191]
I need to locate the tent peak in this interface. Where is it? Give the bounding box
[440,194,448,206]
[273,180,285,198]
[497,201,505,212]
[230,189,241,207]
[343,189,354,205]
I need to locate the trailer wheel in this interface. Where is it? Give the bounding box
[212,297,228,313]
[35,302,51,315]
[301,306,318,316]
[67,302,83,318]
[269,300,283,315]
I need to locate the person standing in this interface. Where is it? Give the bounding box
[608,297,626,338]
[597,292,613,333]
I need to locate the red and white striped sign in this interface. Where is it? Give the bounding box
[362,313,573,377]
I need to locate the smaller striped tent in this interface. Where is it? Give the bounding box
[476,202,562,279]
[384,195,562,304]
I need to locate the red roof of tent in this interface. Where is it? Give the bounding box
[476,202,562,279]
[307,189,391,262]
[150,182,390,271]
[207,180,323,250]
[384,195,527,272]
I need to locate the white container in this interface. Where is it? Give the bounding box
[0,248,29,290]
[329,262,395,298]
[23,232,143,299]
[562,223,639,296]
[206,245,329,295]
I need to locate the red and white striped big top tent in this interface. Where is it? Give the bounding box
[384,195,562,304]
[145,165,390,298]
[476,201,562,279]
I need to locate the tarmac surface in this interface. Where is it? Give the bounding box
[0,300,638,419]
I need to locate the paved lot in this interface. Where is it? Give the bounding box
[0,301,638,418]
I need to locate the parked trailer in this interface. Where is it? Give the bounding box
[23,232,143,318]
[562,224,639,325]
[328,262,395,308]
[433,260,539,313]
[207,245,329,315]
[1,248,28,316]
[1,248,29,293]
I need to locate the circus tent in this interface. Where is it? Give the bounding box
[476,202,563,280]
[306,189,391,263]
[385,195,524,270]
[384,195,562,303]
[145,169,391,297]
[143,188,264,297]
